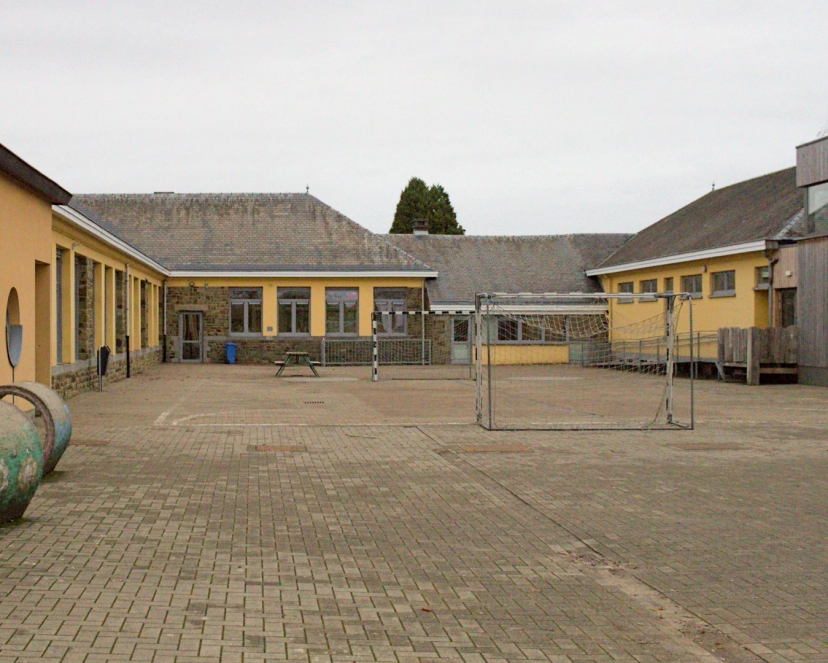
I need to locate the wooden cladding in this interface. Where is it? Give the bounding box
[797,235,828,369]
[796,135,828,187]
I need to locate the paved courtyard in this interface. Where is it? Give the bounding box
[1,364,827,662]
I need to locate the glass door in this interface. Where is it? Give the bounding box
[451,316,471,364]
[179,312,203,362]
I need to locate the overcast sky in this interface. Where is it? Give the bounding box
[2,1,827,235]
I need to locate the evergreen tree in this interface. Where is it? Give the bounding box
[427,184,464,235]
[390,177,430,234]
[389,178,464,235]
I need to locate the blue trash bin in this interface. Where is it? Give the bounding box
[225,342,237,364]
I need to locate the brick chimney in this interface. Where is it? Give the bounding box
[412,219,429,236]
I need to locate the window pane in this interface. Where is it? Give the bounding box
[375,288,407,301]
[343,301,358,334]
[230,303,245,333]
[326,288,358,303]
[248,302,262,333]
[522,322,543,341]
[756,266,769,285]
[295,303,310,334]
[712,270,735,293]
[278,287,310,300]
[230,288,261,300]
[453,318,469,342]
[640,279,657,293]
[326,303,340,333]
[498,319,518,341]
[808,181,828,233]
[278,302,292,333]
[618,282,633,293]
[547,317,568,342]
[681,275,702,294]
[663,277,673,293]
[391,301,406,333]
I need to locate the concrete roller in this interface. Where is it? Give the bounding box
[0,382,72,475]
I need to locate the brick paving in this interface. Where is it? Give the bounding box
[1,364,826,662]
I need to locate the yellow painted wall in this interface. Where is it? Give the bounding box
[599,252,770,360]
[477,344,569,365]
[166,276,425,337]
[0,172,53,388]
[601,252,769,330]
[52,216,165,366]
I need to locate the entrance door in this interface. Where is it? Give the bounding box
[179,312,203,362]
[451,316,471,364]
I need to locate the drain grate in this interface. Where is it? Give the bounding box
[304,401,325,404]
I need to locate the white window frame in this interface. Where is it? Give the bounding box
[680,274,703,298]
[277,287,310,336]
[229,288,263,336]
[710,270,736,297]
[326,288,359,336]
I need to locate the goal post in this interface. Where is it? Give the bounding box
[371,310,476,381]
[475,292,694,430]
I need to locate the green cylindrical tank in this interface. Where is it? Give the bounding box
[0,401,44,523]
[0,382,71,475]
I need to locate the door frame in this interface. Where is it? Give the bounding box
[178,311,203,363]
[450,315,472,364]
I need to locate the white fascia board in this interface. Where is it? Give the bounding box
[53,205,170,275]
[431,303,607,314]
[497,304,607,314]
[585,240,768,276]
[168,270,439,278]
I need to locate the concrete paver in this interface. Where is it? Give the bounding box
[1,364,826,662]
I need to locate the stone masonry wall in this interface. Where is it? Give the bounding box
[51,347,162,401]
[75,256,94,361]
[115,270,126,354]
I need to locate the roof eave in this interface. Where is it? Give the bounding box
[1,144,72,204]
[586,240,771,276]
[167,269,439,278]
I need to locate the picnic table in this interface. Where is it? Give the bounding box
[274,351,320,377]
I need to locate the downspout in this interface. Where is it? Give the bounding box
[125,264,131,378]
[764,248,778,328]
[421,281,426,365]
[162,279,168,363]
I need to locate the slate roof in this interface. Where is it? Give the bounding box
[382,234,631,306]
[595,167,804,270]
[69,193,433,273]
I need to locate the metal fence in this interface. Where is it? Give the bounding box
[322,338,432,366]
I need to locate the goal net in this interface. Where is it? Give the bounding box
[475,293,694,430]
[371,311,475,380]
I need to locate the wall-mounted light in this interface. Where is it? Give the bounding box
[189,282,195,287]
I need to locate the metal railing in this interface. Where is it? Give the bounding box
[322,337,433,366]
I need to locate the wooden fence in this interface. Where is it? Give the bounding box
[717,326,798,385]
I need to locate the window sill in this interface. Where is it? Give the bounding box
[228,332,264,338]
[277,332,311,338]
[684,293,702,299]
[617,298,634,304]
[753,284,769,291]
[638,296,657,302]
[325,333,359,338]
[709,292,735,298]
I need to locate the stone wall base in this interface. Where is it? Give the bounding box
[51,347,162,400]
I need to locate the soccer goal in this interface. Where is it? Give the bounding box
[371,310,476,381]
[475,292,694,430]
